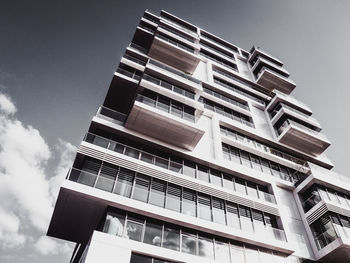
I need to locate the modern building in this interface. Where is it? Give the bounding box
[47,10,350,263]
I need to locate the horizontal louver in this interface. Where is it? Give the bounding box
[252,210,264,222]
[198,194,211,206]
[100,163,118,179]
[168,184,181,197]
[82,157,101,174]
[135,175,150,188]
[226,203,238,214]
[117,168,134,183]
[151,179,166,192]
[183,190,196,202]
[239,206,251,218]
[212,198,224,210]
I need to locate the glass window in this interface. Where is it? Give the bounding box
[197,166,209,182]
[245,247,259,262]
[211,170,222,187]
[157,96,170,113]
[125,219,144,241]
[198,194,212,221]
[103,211,125,236]
[182,189,197,217]
[250,155,262,171]
[270,162,282,178]
[166,184,181,213]
[132,174,150,203]
[170,101,183,118]
[181,233,197,255]
[223,174,234,190]
[198,235,214,259]
[240,151,251,168]
[130,254,152,263]
[163,226,180,251]
[183,161,196,178]
[143,221,162,247]
[212,198,226,225]
[140,151,154,164]
[214,241,230,263]
[114,168,134,197]
[222,144,230,160]
[239,206,253,233]
[234,178,247,195]
[124,146,140,159]
[246,182,258,199]
[229,147,241,164]
[169,156,183,173]
[230,244,245,263]
[260,158,272,175]
[149,179,166,207]
[95,163,118,192]
[78,158,101,186]
[155,152,169,169]
[226,202,240,229]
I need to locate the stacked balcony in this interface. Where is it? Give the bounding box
[148,22,200,74]
[268,101,330,156]
[249,47,296,94]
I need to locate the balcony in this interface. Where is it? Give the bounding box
[255,66,296,95]
[82,132,277,205]
[270,103,321,132]
[103,67,142,115]
[125,94,204,150]
[312,223,350,263]
[148,32,200,74]
[249,46,283,67]
[95,106,127,126]
[147,59,201,91]
[66,167,287,243]
[276,119,330,156]
[267,91,312,117]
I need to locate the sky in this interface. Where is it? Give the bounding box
[0,0,350,262]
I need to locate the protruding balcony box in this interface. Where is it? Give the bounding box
[125,94,204,150]
[249,46,284,68]
[276,119,330,156]
[148,29,200,74]
[270,104,321,134]
[267,91,312,116]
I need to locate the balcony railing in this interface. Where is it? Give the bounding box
[67,167,285,241]
[156,33,195,53]
[213,74,265,105]
[200,42,235,61]
[314,229,338,250]
[135,94,196,123]
[203,87,249,111]
[96,106,127,125]
[161,17,197,34]
[158,26,195,42]
[123,54,147,66]
[149,59,201,84]
[82,132,277,205]
[220,127,309,170]
[138,24,155,34]
[270,103,311,119]
[277,119,327,140]
[116,68,141,81]
[129,43,148,54]
[200,52,238,71]
[143,74,195,100]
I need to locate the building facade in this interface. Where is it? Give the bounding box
[47,10,350,263]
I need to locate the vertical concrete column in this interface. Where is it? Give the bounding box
[211,115,222,161]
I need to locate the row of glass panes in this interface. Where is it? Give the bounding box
[137,90,195,122]
[199,97,255,128]
[213,75,266,105]
[116,66,142,81]
[269,102,310,119]
[123,54,147,66]
[156,34,195,54]
[200,50,238,71]
[143,74,195,100]
[103,209,290,263]
[220,126,308,168]
[161,17,197,34]
[149,59,201,84]
[84,132,276,204]
[301,184,350,213]
[200,41,235,60]
[203,86,249,111]
[310,212,350,250]
[222,143,301,183]
[71,157,282,237]
[200,34,239,54]
[130,253,174,263]
[159,25,195,42]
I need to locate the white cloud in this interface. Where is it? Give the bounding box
[34,236,71,256]
[0,93,16,115]
[0,91,75,257]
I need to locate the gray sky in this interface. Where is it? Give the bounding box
[1,0,350,262]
